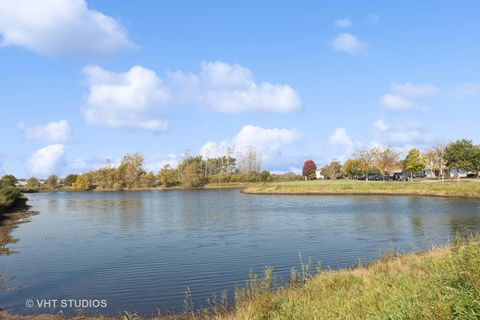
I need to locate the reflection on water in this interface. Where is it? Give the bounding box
[1,190,480,316]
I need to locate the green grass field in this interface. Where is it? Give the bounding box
[243,179,480,199]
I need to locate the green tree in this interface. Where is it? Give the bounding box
[158,165,178,187]
[0,186,21,212]
[321,160,342,179]
[72,173,94,191]
[0,174,17,187]
[46,175,59,189]
[444,139,480,180]
[26,177,41,189]
[260,170,273,182]
[404,148,427,180]
[354,147,377,180]
[118,153,145,189]
[64,174,78,186]
[342,159,362,179]
[141,171,158,187]
[181,161,205,187]
[374,147,400,179]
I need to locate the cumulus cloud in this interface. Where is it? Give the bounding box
[372,119,389,132]
[200,125,301,164]
[0,0,133,57]
[82,62,301,131]
[17,120,72,143]
[82,65,170,132]
[372,119,433,146]
[28,144,65,176]
[178,61,301,113]
[379,94,414,111]
[144,153,179,172]
[334,18,352,28]
[390,82,439,98]
[329,127,361,153]
[332,33,364,54]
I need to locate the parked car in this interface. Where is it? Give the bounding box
[367,173,382,181]
[413,172,426,178]
[393,172,409,181]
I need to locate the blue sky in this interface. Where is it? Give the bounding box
[1,0,480,178]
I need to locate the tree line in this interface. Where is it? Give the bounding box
[8,147,301,192]
[303,139,480,181]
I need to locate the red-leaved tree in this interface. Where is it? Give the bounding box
[302,160,317,180]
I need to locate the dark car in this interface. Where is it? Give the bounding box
[393,172,408,181]
[367,173,382,181]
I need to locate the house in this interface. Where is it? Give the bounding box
[450,168,468,178]
[15,179,27,187]
[315,169,325,179]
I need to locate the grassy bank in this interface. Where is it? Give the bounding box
[3,236,480,320]
[243,179,480,199]
[221,235,480,320]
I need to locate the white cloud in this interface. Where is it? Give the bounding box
[17,120,72,143]
[82,65,170,132]
[449,82,480,98]
[334,18,352,28]
[372,119,433,146]
[390,82,439,98]
[379,94,414,111]
[332,33,364,55]
[200,125,301,163]
[82,62,301,131]
[0,0,133,57]
[329,127,354,150]
[181,61,301,113]
[28,144,65,176]
[232,125,301,155]
[144,154,178,172]
[372,119,389,132]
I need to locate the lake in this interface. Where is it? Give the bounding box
[1,190,480,316]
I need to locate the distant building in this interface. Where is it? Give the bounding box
[425,165,436,178]
[450,168,468,178]
[315,169,325,179]
[15,179,27,187]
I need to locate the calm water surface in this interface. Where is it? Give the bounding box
[1,190,480,315]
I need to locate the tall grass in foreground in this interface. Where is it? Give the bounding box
[119,236,480,319]
[225,235,480,320]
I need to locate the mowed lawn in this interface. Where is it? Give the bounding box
[243,179,480,199]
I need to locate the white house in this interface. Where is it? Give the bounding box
[450,168,468,178]
[315,169,325,179]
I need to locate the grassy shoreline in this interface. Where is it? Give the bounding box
[243,180,480,199]
[2,236,480,319]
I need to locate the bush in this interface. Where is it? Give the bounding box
[0,186,21,212]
